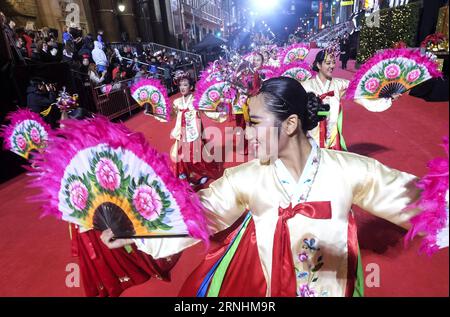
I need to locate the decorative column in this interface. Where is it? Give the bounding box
[135,0,155,42]
[150,0,166,45]
[163,0,177,47]
[117,0,138,41]
[35,0,61,32]
[96,0,121,42]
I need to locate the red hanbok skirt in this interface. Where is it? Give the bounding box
[71,224,181,297]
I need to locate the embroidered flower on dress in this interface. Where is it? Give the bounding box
[298,284,317,297]
[294,237,325,297]
[297,271,308,279]
[298,252,309,262]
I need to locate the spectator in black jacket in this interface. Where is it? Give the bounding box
[26,78,60,127]
[339,33,350,70]
[136,37,144,56]
[77,34,94,60]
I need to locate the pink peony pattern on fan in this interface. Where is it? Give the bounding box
[347,49,442,100]
[28,116,210,243]
[0,109,52,160]
[193,78,232,112]
[131,78,171,121]
[276,60,315,83]
[280,43,310,65]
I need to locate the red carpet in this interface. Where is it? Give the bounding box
[0,60,448,297]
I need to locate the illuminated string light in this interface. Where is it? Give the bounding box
[357,3,420,63]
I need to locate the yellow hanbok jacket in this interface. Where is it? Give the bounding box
[135,144,420,297]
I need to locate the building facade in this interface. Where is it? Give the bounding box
[0,0,234,49]
[0,0,94,37]
[172,0,238,50]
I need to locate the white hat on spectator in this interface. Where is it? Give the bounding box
[25,21,36,31]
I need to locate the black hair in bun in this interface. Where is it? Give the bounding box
[305,92,329,131]
[258,77,329,133]
[312,49,327,72]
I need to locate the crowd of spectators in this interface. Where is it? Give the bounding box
[307,22,353,48]
[1,12,201,96]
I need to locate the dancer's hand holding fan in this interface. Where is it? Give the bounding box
[28,116,210,244]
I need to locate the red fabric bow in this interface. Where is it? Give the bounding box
[271,201,332,297]
[319,90,335,100]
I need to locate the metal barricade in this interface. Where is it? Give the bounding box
[109,42,201,63]
[144,42,203,65]
[92,77,141,120]
[109,41,203,71]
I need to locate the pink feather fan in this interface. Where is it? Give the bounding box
[28,116,210,244]
[131,78,171,122]
[1,108,53,160]
[347,48,442,100]
[404,136,449,255]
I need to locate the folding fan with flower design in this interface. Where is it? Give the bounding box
[1,109,53,160]
[347,49,442,100]
[28,117,210,241]
[276,60,315,83]
[280,43,310,65]
[130,78,171,122]
[193,77,233,112]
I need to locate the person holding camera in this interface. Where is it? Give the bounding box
[26,78,60,128]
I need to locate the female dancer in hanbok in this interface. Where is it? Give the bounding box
[253,52,265,70]
[302,50,398,150]
[170,72,226,190]
[101,77,425,297]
